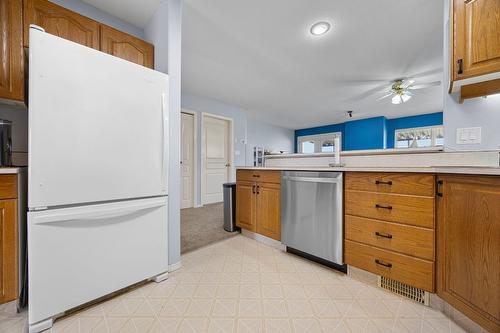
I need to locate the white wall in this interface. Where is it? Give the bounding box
[145,0,182,267]
[247,118,294,164]
[181,92,294,207]
[442,0,500,151]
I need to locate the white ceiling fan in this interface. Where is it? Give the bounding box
[377,79,441,104]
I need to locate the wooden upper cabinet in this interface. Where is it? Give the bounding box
[436,175,500,333]
[100,25,154,69]
[24,0,100,49]
[451,0,500,81]
[0,199,18,304]
[0,0,24,102]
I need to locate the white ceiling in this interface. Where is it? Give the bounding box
[81,0,161,28]
[182,0,444,129]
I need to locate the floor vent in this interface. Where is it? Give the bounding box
[378,276,429,305]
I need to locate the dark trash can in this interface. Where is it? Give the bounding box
[223,182,239,232]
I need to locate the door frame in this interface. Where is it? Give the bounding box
[180,110,198,208]
[200,112,235,206]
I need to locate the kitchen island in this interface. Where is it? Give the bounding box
[235,158,500,333]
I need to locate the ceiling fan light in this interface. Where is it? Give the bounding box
[392,95,402,104]
[402,94,412,103]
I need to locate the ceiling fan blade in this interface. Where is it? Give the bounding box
[377,92,393,101]
[406,68,442,79]
[401,79,415,88]
[341,83,393,102]
[408,81,442,90]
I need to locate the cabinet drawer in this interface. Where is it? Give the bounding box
[236,169,281,184]
[0,175,17,199]
[345,190,434,228]
[345,172,435,197]
[345,240,434,292]
[345,215,434,260]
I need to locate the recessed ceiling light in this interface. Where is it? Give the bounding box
[310,21,331,36]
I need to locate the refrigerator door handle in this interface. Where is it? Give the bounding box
[161,93,167,192]
[32,200,165,225]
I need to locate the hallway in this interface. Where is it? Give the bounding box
[181,203,239,254]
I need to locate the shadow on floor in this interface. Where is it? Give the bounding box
[181,202,239,254]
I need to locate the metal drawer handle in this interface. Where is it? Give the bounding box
[375,259,392,268]
[256,185,260,194]
[252,174,260,178]
[375,180,392,185]
[375,204,393,210]
[375,231,393,239]
[252,184,256,194]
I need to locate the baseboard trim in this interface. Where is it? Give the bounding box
[241,229,285,251]
[168,261,182,272]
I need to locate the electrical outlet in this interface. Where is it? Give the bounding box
[456,127,481,144]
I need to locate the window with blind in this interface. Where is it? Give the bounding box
[395,126,444,148]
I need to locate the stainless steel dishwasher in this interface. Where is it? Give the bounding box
[281,171,343,266]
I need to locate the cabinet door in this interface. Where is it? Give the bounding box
[0,199,17,304]
[100,25,154,69]
[452,0,500,80]
[256,183,281,241]
[436,175,500,332]
[24,0,99,49]
[0,0,24,102]
[236,181,256,232]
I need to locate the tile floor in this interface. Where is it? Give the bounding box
[1,235,467,333]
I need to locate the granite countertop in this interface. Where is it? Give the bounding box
[237,166,500,176]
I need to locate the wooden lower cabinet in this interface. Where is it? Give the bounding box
[436,175,500,333]
[0,199,17,304]
[345,240,434,292]
[255,183,281,240]
[345,172,436,293]
[236,170,281,241]
[236,181,256,232]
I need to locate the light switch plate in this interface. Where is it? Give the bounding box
[456,127,482,144]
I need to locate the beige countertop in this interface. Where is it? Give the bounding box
[237,166,500,176]
[0,167,21,174]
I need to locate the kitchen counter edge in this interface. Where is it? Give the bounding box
[236,166,500,176]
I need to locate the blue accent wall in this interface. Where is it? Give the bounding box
[295,112,443,152]
[344,117,387,150]
[386,112,443,148]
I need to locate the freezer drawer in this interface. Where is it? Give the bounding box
[281,171,343,265]
[28,197,168,325]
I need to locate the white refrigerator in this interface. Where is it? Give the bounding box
[27,27,169,332]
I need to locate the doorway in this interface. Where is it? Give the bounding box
[181,112,195,209]
[201,113,233,205]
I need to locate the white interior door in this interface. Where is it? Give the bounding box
[181,113,194,209]
[202,115,231,204]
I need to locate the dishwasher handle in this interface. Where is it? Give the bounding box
[282,176,341,184]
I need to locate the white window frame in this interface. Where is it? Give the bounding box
[394,125,444,149]
[297,132,342,154]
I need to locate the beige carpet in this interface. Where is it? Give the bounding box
[181,202,239,254]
